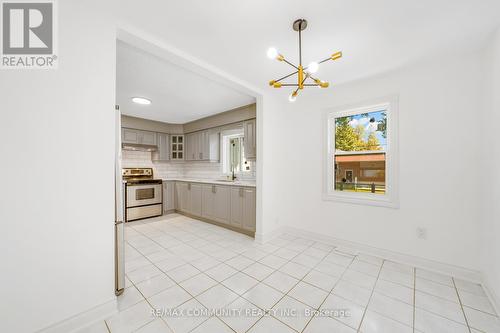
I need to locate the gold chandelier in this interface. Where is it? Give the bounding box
[267,19,342,102]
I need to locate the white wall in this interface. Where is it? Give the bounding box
[271,51,484,271]
[257,95,289,239]
[480,28,500,309]
[0,1,117,332]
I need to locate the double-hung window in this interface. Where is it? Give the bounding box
[324,96,399,207]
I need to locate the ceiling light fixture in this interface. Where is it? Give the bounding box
[267,19,342,101]
[131,97,152,105]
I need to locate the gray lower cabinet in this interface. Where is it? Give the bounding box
[175,182,202,216]
[230,187,244,228]
[231,187,256,231]
[175,182,190,213]
[242,188,256,231]
[201,184,230,224]
[201,185,215,220]
[189,183,202,217]
[163,181,175,212]
[175,181,255,233]
[213,185,230,224]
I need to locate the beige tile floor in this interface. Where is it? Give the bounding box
[77,214,499,333]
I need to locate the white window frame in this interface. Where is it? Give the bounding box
[323,95,399,208]
[221,128,250,175]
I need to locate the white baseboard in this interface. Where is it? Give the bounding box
[482,274,500,317]
[276,226,482,283]
[37,298,117,333]
[255,226,285,244]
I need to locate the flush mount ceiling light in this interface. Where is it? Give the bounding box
[131,97,152,105]
[267,19,342,102]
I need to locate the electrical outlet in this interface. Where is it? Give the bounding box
[416,227,427,239]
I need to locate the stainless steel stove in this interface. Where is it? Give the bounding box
[122,168,163,221]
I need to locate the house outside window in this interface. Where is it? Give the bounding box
[324,96,399,207]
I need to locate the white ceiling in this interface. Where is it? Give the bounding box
[117,0,500,99]
[116,41,256,123]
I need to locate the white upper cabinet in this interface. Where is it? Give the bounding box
[185,130,219,161]
[153,132,170,161]
[122,128,139,144]
[141,131,157,145]
[243,119,256,160]
[122,128,157,146]
[170,135,184,160]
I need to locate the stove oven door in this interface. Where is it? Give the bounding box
[126,183,163,208]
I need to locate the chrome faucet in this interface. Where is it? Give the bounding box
[231,167,237,181]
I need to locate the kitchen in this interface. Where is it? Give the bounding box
[120,106,257,235]
[116,38,258,257]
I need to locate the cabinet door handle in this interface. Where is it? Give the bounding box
[199,152,202,159]
[188,183,191,190]
[239,188,243,197]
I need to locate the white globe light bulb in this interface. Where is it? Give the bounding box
[267,47,278,59]
[289,93,297,102]
[308,61,319,73]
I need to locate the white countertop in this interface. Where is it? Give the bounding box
[162,178,256,187]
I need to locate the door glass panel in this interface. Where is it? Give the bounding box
[136,188,154,200]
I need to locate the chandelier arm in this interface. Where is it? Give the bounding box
[281,58,299,70]
[280,84,300,87]
[274,71,299,83]
[309,74,320,81]
[318,57,332,64]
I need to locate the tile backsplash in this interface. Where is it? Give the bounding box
[121,150,256,180]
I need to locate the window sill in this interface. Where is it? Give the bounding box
[322,191,399,208]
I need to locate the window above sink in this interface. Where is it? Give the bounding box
[221,129,252,176]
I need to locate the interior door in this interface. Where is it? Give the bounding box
[114,105,125,296]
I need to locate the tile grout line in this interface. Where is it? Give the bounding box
[127,219,432,333]
[126,222,244,333]
[129,231,250,333]
[452,277,473,333]
[355,259,385,333]
[124,240,186,333]
[129,218,334,333]
[131,220,393,333]
[300,254,358,333]
[126,217,494,333]
[233,241,340,333]
[104,320,112,333]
